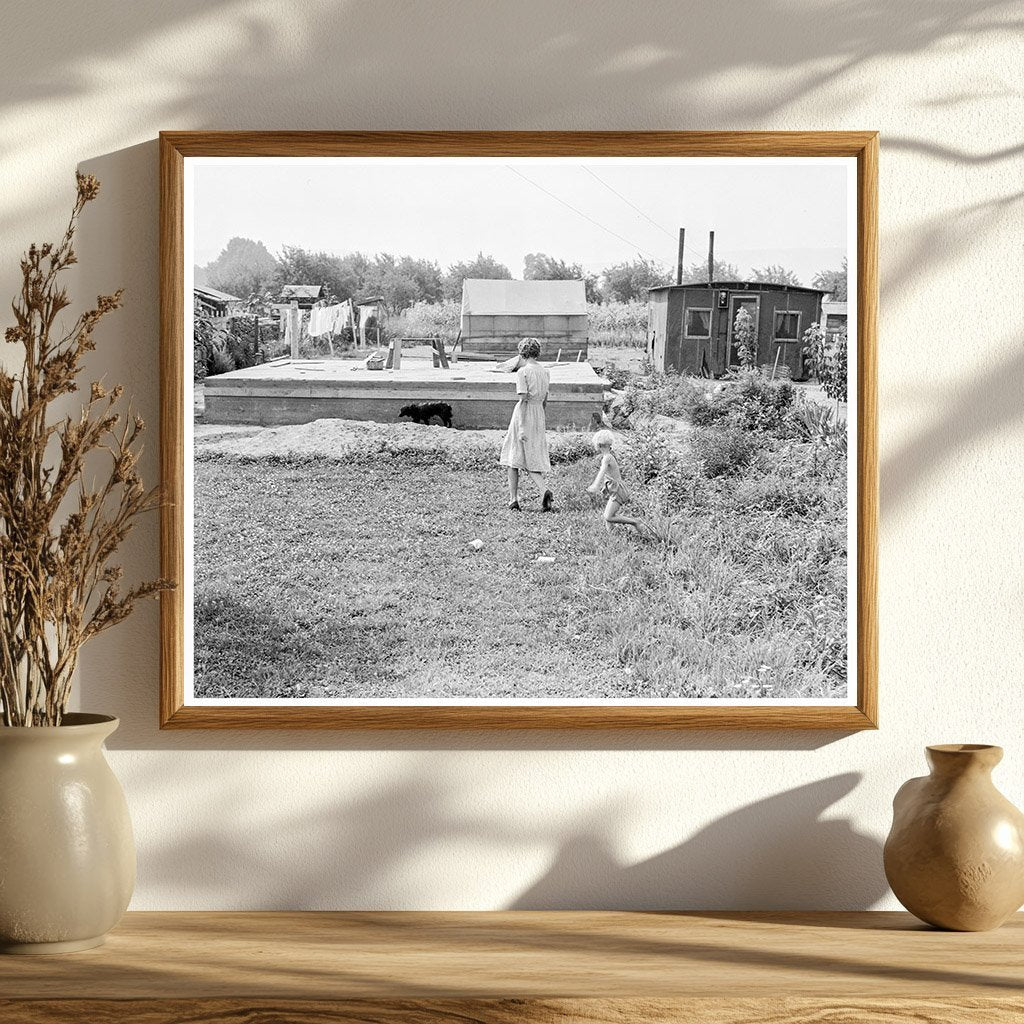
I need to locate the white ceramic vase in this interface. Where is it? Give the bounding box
[0,713,135,953]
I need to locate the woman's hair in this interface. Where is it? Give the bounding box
[592,429,615,450]
[517,337,542,359]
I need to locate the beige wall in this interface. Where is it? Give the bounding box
[2,0,1021,909]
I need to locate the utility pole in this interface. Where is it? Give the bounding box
[676,228,685,285]
[707,231,715,285]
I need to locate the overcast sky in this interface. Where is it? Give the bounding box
[190,157,851,286]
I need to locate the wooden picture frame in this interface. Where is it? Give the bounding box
[160,131,878,730]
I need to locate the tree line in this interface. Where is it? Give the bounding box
[196,237,847,310]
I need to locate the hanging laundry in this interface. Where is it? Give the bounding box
[308,305,325,338]
[323,303,345,336]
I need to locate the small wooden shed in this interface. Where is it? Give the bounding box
[194,285,242,319]
[278,284,326,309]
[460,279,588,360]
[648,281,824,380]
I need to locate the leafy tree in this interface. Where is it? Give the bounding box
[750,264,801,286]
[363,254,444,311]
[733,307,757,368]
[600,257,672,302]
[443,252,512,300]
[801,321,848,401]
[523,252,601,303]
[524,252,578,280]
[274,245,352,301]
[332,252,372,299]
[204,237,279,299]
[811,257,848,301]
[678,259,742,285]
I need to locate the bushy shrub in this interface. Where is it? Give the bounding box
[599,361,634,390]
[684,370,795,436]
[786,397,837,442]
[195,314,265,379]
[627,421,674,483]
[549,434,593,465]
[208,348,236,376]
[823,331,848,402]
[620,424,699,513]
[733,307,757,368]
[392,299,461,342]
[727,370,795,433]
[691,426,756,478]
[688,387,733,427]
[802,322,848,402]
[731,475,827,517]
[617,372,701,423]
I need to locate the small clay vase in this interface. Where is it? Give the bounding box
[884,744,1024,931]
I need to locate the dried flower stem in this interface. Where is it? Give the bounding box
[0,173,172,726]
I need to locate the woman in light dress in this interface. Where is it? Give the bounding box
[499,338,553,512]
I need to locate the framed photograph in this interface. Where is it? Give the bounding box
[160,131,877,729]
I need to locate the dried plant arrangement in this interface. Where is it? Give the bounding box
[0,173,171,727]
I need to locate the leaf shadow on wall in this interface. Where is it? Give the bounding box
[129,760,887,911]
[0,0,1018,245]
[511,773,887,910]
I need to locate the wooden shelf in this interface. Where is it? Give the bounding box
[1,911,1021,1022]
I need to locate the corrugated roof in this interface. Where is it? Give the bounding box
[194,284,241,303]
[461,279,587,316]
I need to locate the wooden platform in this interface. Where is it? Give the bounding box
[1,911,1021,1022]
[203,357,606,429]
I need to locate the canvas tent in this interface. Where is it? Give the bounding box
[460,279,588,360]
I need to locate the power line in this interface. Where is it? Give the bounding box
[505,165,666,263]
[581,166,677,241]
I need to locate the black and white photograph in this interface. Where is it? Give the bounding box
[181,150,859,709]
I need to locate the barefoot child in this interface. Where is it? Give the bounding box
[586,430,647,534]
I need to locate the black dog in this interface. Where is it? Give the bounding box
[398,402,453,428]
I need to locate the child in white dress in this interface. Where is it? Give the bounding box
[586,429,647,534]
[499,338,553,511]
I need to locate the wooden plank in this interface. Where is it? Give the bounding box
[164,703,877,729]
[158,137,186,729]
[0,911,1021,1009]
[3,997,1023,1024]
[160,131,881,159]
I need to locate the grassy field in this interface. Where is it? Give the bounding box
[193,373,848,700]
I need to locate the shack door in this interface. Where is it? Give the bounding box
[728,295,760,368]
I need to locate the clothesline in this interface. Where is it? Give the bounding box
[278,299,379,353]
[307,300,353,338]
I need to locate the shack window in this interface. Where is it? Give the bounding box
[684,307,712,338]
[825,313,847,333]
[774,311,801,340]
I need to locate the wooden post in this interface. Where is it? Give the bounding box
[392,335,402,371]
[707,231,715,285]
[289,300,300,360]
[676,228,685,285]
[253,314,260,363]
